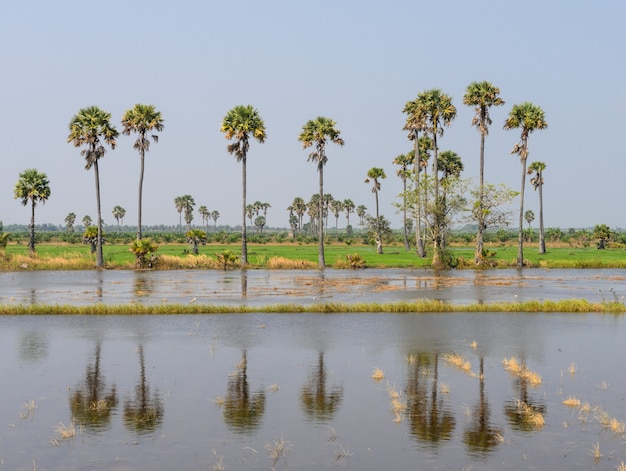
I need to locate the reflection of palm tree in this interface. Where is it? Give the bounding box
[503,358,546,432]
[223,350,266,434]
[70,341,118,431]
[406,353,455,448]
[300,351,343,422]
[124,344,163,434]
[463,357,503,456]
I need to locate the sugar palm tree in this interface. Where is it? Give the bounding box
[210,210,220,228]
[14,168,51,254]
[185,229,206,254]
[291,197,306,234]
[174,196,184,232]
[463,81,505,265]
[393,152,414,251]
[68,106,118,268]
[437,151,463,250]
[356,205,367,226]
[298,116,344,268]
[180,194,195,231]
[65,212,76,233]
[528,161,547,254]
[329,199,344,235]
[220,105,266,266]
[343,198,355,230]
[365,167,387,254]
[112,205,126,233]
[504,102,548,267]
[407,90,456,267]
[198,205,209,229]
[82,215,92,228]
[121,104,164,240]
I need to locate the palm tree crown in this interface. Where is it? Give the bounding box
[14,168,51,254]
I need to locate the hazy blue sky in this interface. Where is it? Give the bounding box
[2,0,625,230]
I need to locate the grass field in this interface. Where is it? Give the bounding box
[2,240,626,270]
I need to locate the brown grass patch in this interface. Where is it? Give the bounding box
[266,257,316,269]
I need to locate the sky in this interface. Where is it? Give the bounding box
[1,0,625,231]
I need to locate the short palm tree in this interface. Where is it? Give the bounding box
[82,215,92,227]
[298,116,344,268]
[463,81,505,265]
[221,105,266,266]
[364,167,387,254]
[185,229,207,255]
[68,106,118,268]
[528,161,547,254]
[121,104,164,240]
[504,102,548,267]
[14,168,51,254]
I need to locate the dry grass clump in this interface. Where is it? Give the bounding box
[616,461,626,471]
[157,254,217,269]
[4,253,96,270]
[595,408,625,433]
[266,256,316,269]
[372,367,385,382]
[53,420,81,441]
[386,383,406,423]
[265,435,292,468]
[568,362,577,376]
[588,441,602,463]
[562,396,581,407]
[515,400,545,428]
[502,356,542,387]
[443,353,472,374]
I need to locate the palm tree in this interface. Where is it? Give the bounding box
[112,205,126,233]
[82,215,92,228]
[64,212,76,233]
[356,205,367,226]
[185,229,207,255]
[298,116,344,268]
[292,197,306,234]
[528,161,546,254]
[210,210,220,228]
[121,104,164,240]
[174,196,184,231]
[437,150,463,250]
[393,152,414,251]
[406,90,456,268]
[198,205,209,229]
[67,106,118,268]
[14,168,51,254]
[463,81,505,265]
[179,194,195,230]
[246,204,255,229]
[365,167,387,254]
[343,198,355,230]
[504,102,548,267]
[329,199,344,235]
[220,105,266,266]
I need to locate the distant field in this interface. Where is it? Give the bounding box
[2,240,626,269]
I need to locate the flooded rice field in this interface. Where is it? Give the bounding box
[0,269,625,470]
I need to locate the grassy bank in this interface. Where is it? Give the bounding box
[0,298,623,315]
[2,241,626,270]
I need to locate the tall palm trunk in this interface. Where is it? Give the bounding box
[414,136,425,257]
[402,171,410,251]
[517,139,528,268]
[29,200,36,254]
[93,160,104,268]
[538,178,545,254]
[137,148,145,240]
[431,133,444,268]
[475,133,486,264]
[318,158,326,268]
[241,153,248,266]
[374,189,382,254]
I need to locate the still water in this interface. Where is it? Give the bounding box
[0,270,625,470]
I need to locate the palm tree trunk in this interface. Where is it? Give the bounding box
[29,200,36,254]
[94,160,104,268]
[517,147,527,268]
[402,174,410,251]
[137,150,145,240]
[538,182,545,254]
[414,136,425,257]
[475,133,486,264]
[375,191,383,254]
[241,154,248,266]
[318,161,326,268]
[431,133,444,268]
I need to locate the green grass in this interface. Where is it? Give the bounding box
[2,241,626,270]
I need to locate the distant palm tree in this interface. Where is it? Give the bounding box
[198,205,209,229]
[298,116,344,268]
[364,167,387,254]
[504,102,548,267]
[121,104,164,240]
[174,196,184,232]
[14,168,51,254]
[210,210,220,228]
[463,81,505,265]
[292,197,306,234]
[220,104,266,266]
[82,215,92,227]
[528,161,547,254]
[329,199,344,235]
[393,152,414,251]
[437,150,464,250]
[356,205,367,226]
[343,198,355,229]
[65,212,76,233]
[112,205,126,233]
[67,106,118,268]
[185,229,207,255]
[180,195,195,230]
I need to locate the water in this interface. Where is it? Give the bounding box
[0,269,625,470]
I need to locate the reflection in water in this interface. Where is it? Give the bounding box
[18,330,49,364]
[69,340,118,432]
[223,350,266,434]
[406,353,455,448]
[123,343,163,434]
[133,272,155,301]
[300,351,343,422]
[503,359,547,432]
[241,271,247,298]
[463,357,503,456]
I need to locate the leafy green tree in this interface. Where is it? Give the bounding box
[393,152,414,251]
[13,169,51,255]
[185,229,206,255]
[68,106,118,268]
[365,167,387,254]
[298,116,344,268]
[112,205,126,233]
[65,212,76,233]
[593,224,613,249]
[528,161,546,253]
[463,81,505,265]
[221,105,266,266]
[504,102,548,267]
[121,104,164,240]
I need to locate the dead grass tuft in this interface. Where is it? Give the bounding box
[266,256,316,269]
[502,356,542,387]
[371,367,384,382]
